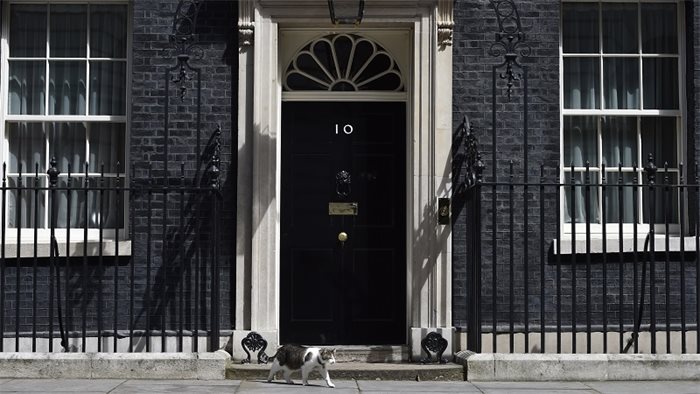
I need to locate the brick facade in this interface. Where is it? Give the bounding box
[452,0,699,340]
[1,0,237,340]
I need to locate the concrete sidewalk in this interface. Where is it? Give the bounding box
[0,379,699,393]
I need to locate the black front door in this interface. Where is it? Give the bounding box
[281,101,406,345]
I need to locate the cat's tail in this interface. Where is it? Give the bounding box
[268,347,282,362]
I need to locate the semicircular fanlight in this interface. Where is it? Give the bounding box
[284,34,404,92]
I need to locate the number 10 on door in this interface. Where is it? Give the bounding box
[335,124,354,135]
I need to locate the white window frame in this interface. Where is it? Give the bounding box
[0,0,131,245]
[559,0,686,236]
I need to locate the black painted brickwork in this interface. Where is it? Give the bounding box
[452,0,699,339]
[1,0,238,339]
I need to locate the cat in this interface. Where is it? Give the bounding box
[266,344,337,388]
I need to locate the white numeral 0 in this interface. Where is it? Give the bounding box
[335,124,354,135]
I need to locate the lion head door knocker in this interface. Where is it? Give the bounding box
[335,170,351,198]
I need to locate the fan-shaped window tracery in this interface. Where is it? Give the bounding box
[284,34,404,92]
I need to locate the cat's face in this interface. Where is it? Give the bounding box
[320,348,336,364]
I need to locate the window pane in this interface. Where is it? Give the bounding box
[602,116,636,167]
[89,123,125,173]
[604,172,637,223]
[564,171,599,224]
[50,5,86,57]
[564,116,597,167]
[604,58,639,109]
[10,5,47,58]
[49,61,86,115]
[48,123,86,173]
[7,123,45,173]
[562,3,599,53]
[89,61,126,115]
[8,177,45,228]
[643,173,678,224]
[8,61,46,115]
[602,3,638,54]
[641,117,677,167]
[643,58,678,110]
[55,178,86,228]
[90,5,128,58]
[642,3,677,54]
[564,58,599,109]
[86,178,124,228]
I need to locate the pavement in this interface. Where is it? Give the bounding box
[0,379,699,393]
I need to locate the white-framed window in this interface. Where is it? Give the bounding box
[560,0,684,233]
[1,1,129,238]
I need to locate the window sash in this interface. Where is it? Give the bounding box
[6,2,128,117]
[560,0,685,232]
[0,1,130,233]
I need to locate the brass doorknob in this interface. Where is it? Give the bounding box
[338,232,348,242]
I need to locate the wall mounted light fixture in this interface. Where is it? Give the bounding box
[327,0,365,25]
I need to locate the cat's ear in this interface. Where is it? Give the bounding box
[331,348,336,355]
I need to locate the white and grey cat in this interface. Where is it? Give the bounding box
[266,344,337,388]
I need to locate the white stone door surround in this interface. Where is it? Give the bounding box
[235,0,454,360]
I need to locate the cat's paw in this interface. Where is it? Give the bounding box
[302,381,309,386]
[327,382,335,388]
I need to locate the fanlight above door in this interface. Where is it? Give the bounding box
[283,34,404,92]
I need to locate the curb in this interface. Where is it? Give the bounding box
[458,353,700,381]
[0,351,231,379]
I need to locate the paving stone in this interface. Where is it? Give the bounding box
[356,380,480,392]
[0,379,124,392]
[237,379,358,393]
[473,382,594,390]
[583,381,700,394]
[109,379,241,393]
[1,392,105,394]
[478,390,599,394]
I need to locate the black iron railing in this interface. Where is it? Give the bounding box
[0,148,224,353]
[461,0,698,354]
[464,151,700,354]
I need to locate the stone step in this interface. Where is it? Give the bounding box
[331,345,409,363]
[226,361,465,381]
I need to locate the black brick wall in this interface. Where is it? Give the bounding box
[128,0,237,338]
[452,0,699,341]
[452,0,561,330]
[1,0,238,340]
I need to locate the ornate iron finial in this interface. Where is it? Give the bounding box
[209,125,222,190]
[475,153,485,184]
[645,153,657,185]
[168,0,203,101]
[47,157,60,188]
[461,115,484,189]
[488,0,531,100]
[241,332,269,364]
[420,332,448,364]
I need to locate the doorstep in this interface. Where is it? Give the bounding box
[226,361,465,381]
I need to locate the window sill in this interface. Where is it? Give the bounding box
[1,240,131,259]
[554,235,698,255]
